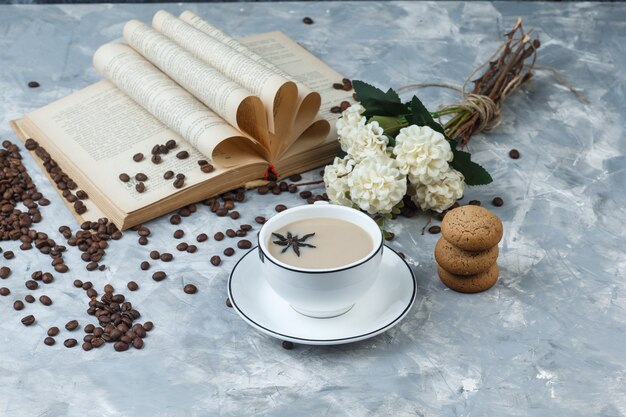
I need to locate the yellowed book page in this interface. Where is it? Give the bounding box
[22,81,264,217]
[93,42,265,165]
[152,10,299,141]
[179,10,322,145]
[123,20,269,148]
[239,31,355,148]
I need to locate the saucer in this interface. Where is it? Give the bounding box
[227,245,417,345]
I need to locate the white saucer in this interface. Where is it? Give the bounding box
[227,245,417,345]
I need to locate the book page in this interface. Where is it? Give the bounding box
[152,10,299,144]
[93,42,266,164]
[23,81,265,217]
[179,10,322,146]
[123,20,269,148]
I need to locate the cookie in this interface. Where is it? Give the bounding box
[441,205,503,251]
[434,237,498,275]
[438,263,499,293]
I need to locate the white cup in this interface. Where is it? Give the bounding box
[257,202,383,318]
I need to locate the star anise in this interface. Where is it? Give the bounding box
[272,232,316,256]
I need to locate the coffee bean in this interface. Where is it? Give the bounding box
[282,340,294,350]
[255,216,266,224]
[21,315,36,326]
[82,342,93,351]
[176,173,186,180]
[240,224,252,231]
[64,338,78,348]
[226,229,236,238]
[235,230,246,237]
[237,240,252,249]
[135,182,146,193]
[133,153,144,162]
[84,324,95,333]
[333,83,344,90]
[340,101,350,111]
[272,186,281,195]
[492,197,504,207]
[114,341,129,352]
[104,284,114,294]
[330,106,341,113]
[126,281,139,291]
[39,295,52,306]
[170,214,182,225]
[149,250,160,260]
[275,204,287,212]
[138,236,149,245]
[165,139,177,149]
[135,173,148,181]
[196,233,208,242]
[44,337,55,346]
[223,247,235,257]
[163,170,174,180]
[384,232,395,241]
[143,321,154,332]
[54,263,68,273]
[151,154,162,164]
[201,164,215,173]
[509,149,520,159]
[133,338,144,349]
[302,17,314,24]
[342,78,353,90]
[289,174,302,182]
[173,178,185,189]
[91,337,104,348]
[210,255,221,266]
[0,287,9,296]
[42,273,54,284]
[152,271,167,282]
[288,184,298,193]
[160,253,173,262]
[4,251,14,260]
[214,232,225,241]
[258,186,269,195]
[25,280,38,290]
[226,298,232,308]
[86,262,97,271]
[183,284,197,294]
[24,294,35,303]
[428,225,441,234]
[186,245,197,254]
[140,261,150,270]
[47,326,59,336]
[28,81,40,88]
[0,266,10,278]
[468,200,481,206]
[76,190,88,200]
[229,211,240,220]
[176,242,188,251]
[65,320,79,331]
[82,281,93,290]
[176,151,189,159]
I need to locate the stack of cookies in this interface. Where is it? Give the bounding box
[434,205,503,293]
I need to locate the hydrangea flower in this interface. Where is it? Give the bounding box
[323,157,354,207]
[393,125,453,185]
[336,105,388,161]
[411,168,465,212]
[347,154,406,214]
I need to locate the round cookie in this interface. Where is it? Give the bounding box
[441,205,503,251]
[438,263,499,293]
[434,237,498,275]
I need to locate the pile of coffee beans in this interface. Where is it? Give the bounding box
[60,218,122,271]
[25,138,88,215]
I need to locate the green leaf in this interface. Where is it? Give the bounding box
[450,145,493,186]
[336,149,347,159]
[369,115,407,137]
[352,80,408,117]
[405,96,446,136]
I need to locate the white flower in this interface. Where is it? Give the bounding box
[336,104,388,161]
[323,157,354,207]
[411,168,465,212]
[392,125,453,185]
[347,155,407,214]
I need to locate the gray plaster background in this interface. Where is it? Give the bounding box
[0,2,625,416]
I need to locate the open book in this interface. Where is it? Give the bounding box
[11,10,353,229]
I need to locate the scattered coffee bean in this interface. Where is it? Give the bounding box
[384,232,395,241]
[127,281,139,291]
[330,106,341,114]
[332,83,344,90]
[288,184,298,193]
[229,211,240,220]
[82,281,93,290]
[54,263,69,273]
[225,229,236,238]
[186,245,197,253]
[140,261,150,270]
[272,186,281,195]
[42,273,54,284]
[135,182,146,193]
[82,342,93,351]
[428,225,441,234]
[226,298,232,308]
[25,280,38,290]
[24,295,35,303]
[492,197,504,207]
[135,173,148,181]
[275,204,287,212]
[138,236,148,245]
[170,214,182,225]
[173,178,185,189]
[183,284,197,294]
[73,280,83,288]
[0,266,11,278]
[143,321,154,332]
[176,242,188,251]
[163,170,175,180]
[151,154,162,164]
[76,190,88,200]
[149,250,160,260]
[3,251,14,260]
[28,81,40,88]
[133,153,144,162]
[64,338,78,348]
[200,164,215,173]
[152,271,167,282]
[342,78,353,90]
[237,240,252,250]
[255,216,266,224]
[214,232,225,241]
[133,338,144,349]
[289,174,302,182]
[258,186,269,195]
[196,233,208,242]
[0,287,9,296]
[282,340,294,350]
[47,326,60,337]
[39,295,52,306]
[114,341,129,352]
[21,315,36,326]
[104,284,114,294]
[44,337,55,346]
[302,16,314,24]
[160,253,173,262]
[165,139,177,149]
[240,224,252,231]
[509,149,520,159]
[84,324,95,333]
[340,100,350,111]
[65,320,79,331]
[223,247,235,257]
[210,255,221,266]
[176,151,189,159]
